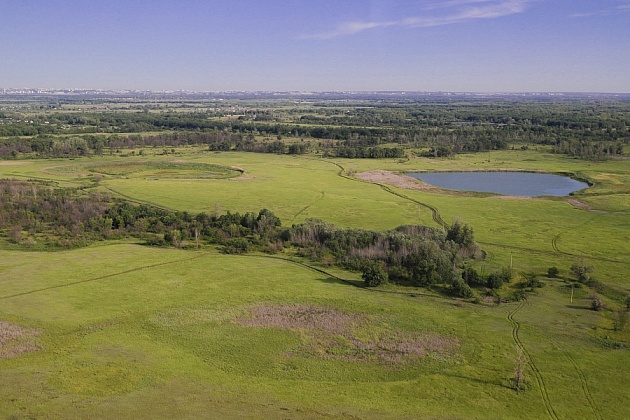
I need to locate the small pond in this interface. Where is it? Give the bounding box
[408,172,588,197]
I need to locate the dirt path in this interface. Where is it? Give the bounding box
[566,199,608,214]
[290,191,325,224]
[506,301,559,420]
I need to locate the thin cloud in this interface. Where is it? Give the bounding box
[422,0,500,11]
[301,0,532,40]
[571,2,630,18]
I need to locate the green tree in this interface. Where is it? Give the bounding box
[570,260,593,283]
[462,266,484,286]
[446,220,475,248]
[451,276,474,298]
[223,238,250,254]
[362,261,388,287]
[486,267,512,289]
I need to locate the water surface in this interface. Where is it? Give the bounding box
[408,172,588,197]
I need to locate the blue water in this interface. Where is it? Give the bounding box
[408,172,588,197]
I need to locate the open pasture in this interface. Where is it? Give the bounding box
[3,148,626,288]
[1,244,629,419]
[1,147,629,418]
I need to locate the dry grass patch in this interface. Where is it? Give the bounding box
[567,198,607,213]
[0,320,40,359]
[355,170,435,191]
[236,304,458,363]
[0,161,31,166]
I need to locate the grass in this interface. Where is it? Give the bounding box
[1,245,628,418]
[1,148,629,418]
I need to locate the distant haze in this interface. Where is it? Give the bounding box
[1,1,628,92]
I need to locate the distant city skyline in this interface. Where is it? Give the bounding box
[1,1,629,93]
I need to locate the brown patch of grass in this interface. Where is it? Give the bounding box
[0,321,41,359]
[489,195,539,201]
[237,304,356,335]
[236,304,458,363]
[355,170,486,198]
[0,161,32,166]
[566,198,608,213]
[355,170,435,191]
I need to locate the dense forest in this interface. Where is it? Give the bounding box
[1,96,628,160]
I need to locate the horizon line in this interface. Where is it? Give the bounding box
[2,88,630,95]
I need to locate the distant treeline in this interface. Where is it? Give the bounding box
[0,132,403,160]
[552,139,625,160]
[2,98,628,160]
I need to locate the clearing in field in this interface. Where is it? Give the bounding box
[235,303,458,363]
[0,320,40,359]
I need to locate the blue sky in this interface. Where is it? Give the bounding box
[1,0,629,92]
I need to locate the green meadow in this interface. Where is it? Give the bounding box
[1,148,629,419]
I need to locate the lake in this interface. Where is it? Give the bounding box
[408,172,589,197]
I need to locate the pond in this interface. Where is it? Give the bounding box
[408,171,588,197]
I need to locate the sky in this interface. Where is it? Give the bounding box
[0,0,629,92]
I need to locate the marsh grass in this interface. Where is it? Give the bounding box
[236,303,458,363]
[0,320,40,359]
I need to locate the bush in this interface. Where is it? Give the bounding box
[487,273,504,289]
[223,238,250,254]
[571,261,593,283]
[524,272,544,289]
[362,261,388,287]
[451,277,474,298]
[462,266,484,286]
[590,294,603,311]
[547,267,559,278]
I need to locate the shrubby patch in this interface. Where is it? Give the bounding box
[235,304,458,363]
[0,320,40,359]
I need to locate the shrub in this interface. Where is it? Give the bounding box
[571,261,593,283]
[362,261,388,287]
[451,277,474,298]
[590,294,603,311]
[223,238,250,254]
[462,266,484,286]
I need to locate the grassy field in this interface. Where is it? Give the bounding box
[1,244,628,419]
[1,148,629,418]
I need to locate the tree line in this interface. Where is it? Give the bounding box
[2,98,628,160]
[0,180,494,297]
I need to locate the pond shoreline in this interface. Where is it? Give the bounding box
[407,170,589,197]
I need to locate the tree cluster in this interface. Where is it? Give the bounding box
[1,180,484,297]
[286,219,482,296]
